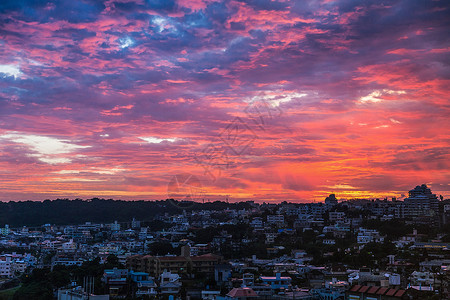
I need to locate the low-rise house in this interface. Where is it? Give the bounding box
[274,263,297,274]
[57,286,110,300]
[267,215,285,226]
[260,273,292,289]
[224,287,258,299]
[329,211,345,222]
[215,263,232,285]
[323,239,336,245]
[52,257,84,268]
[129,270,157,297]
[159,270,181,296]
[346,285,407,300]
[408,271,436,287]
[265,232,277,244]
[312,287,345,300]
[348,268,400,287]
[201,290,221,300]
[308,267,326,288]
[357,228,384,244]
[250,217,264,229]
[103,268,128,297]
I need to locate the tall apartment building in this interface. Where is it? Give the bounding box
[126,246,222,277]
[404,184,439,217]
[0,256,12,278]
[325,194,338,208]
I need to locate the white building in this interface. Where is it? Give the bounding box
[0,256,12,277]
[250,217,264,229]
[201,290,220,300]
[409,271,436,286]
[323,239,336,245]
[404,184,439,217]
[61,239,77,253]
[58,287,109,300]
[0,254,35,277]
[159,271,181,295]
[53,258,84,267]
[267,215,285,225]
[0,225,10,236]
[329,211,345,222]
[265,233,277,244]
[110,221,121,232]
[131,218,140,229]
[12,260,27,273]
[357,228,384,244]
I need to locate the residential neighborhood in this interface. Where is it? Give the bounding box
[1,185,449,299]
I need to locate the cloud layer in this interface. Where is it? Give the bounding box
[0,0,449,201]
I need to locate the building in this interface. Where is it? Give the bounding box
[260,273,292,289]
[126,246,222,277]
[52,257,84,268]
[346,285,407,300]
[267,215,285,225]
[312,287,344,300]
[129,271,157,297]
[323,239,336,245]
[225,287,258,299]
[159,270,181,296]
[0,256,12,278]
[357,228,384,244]
[190,243,210,256]
[250,217,264,229]
[158,256,190,275]
[202,290,221,299]
[0,225,10,236]
[102,268,128,297]
[329,211,345,222]
[325,194,338,207]
[131,218,140,229]
[265,232,277,244]
[110,221,120,232]
[57,287,109,300]
[408,271,436,287]
[215,264,232,285]
[403,184,439,217]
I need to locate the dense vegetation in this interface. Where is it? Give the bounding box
[13,256,122,300]
[0,199,253,227]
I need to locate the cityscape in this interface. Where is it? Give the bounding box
[0,0,449,299]
[0,184,450,299]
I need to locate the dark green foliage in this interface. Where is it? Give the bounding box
[12,282,53,300]
[0,199,253,227]
[361,219,413,239]
[148,241,174,256]
[13,268,54,300]
[48,266,71,288]
[13,256,124,299]
[341,241,397,268]
[145,220,172,231]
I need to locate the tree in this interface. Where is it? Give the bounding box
[148,242,174,256]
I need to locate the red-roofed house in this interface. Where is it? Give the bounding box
[226,287,258,299]
[346,285,407,300]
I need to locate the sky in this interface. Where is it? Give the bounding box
[0,0,449,202]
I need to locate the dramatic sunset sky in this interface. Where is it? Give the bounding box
[0,0,449,202]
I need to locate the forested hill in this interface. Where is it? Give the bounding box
[0,198,253,227]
